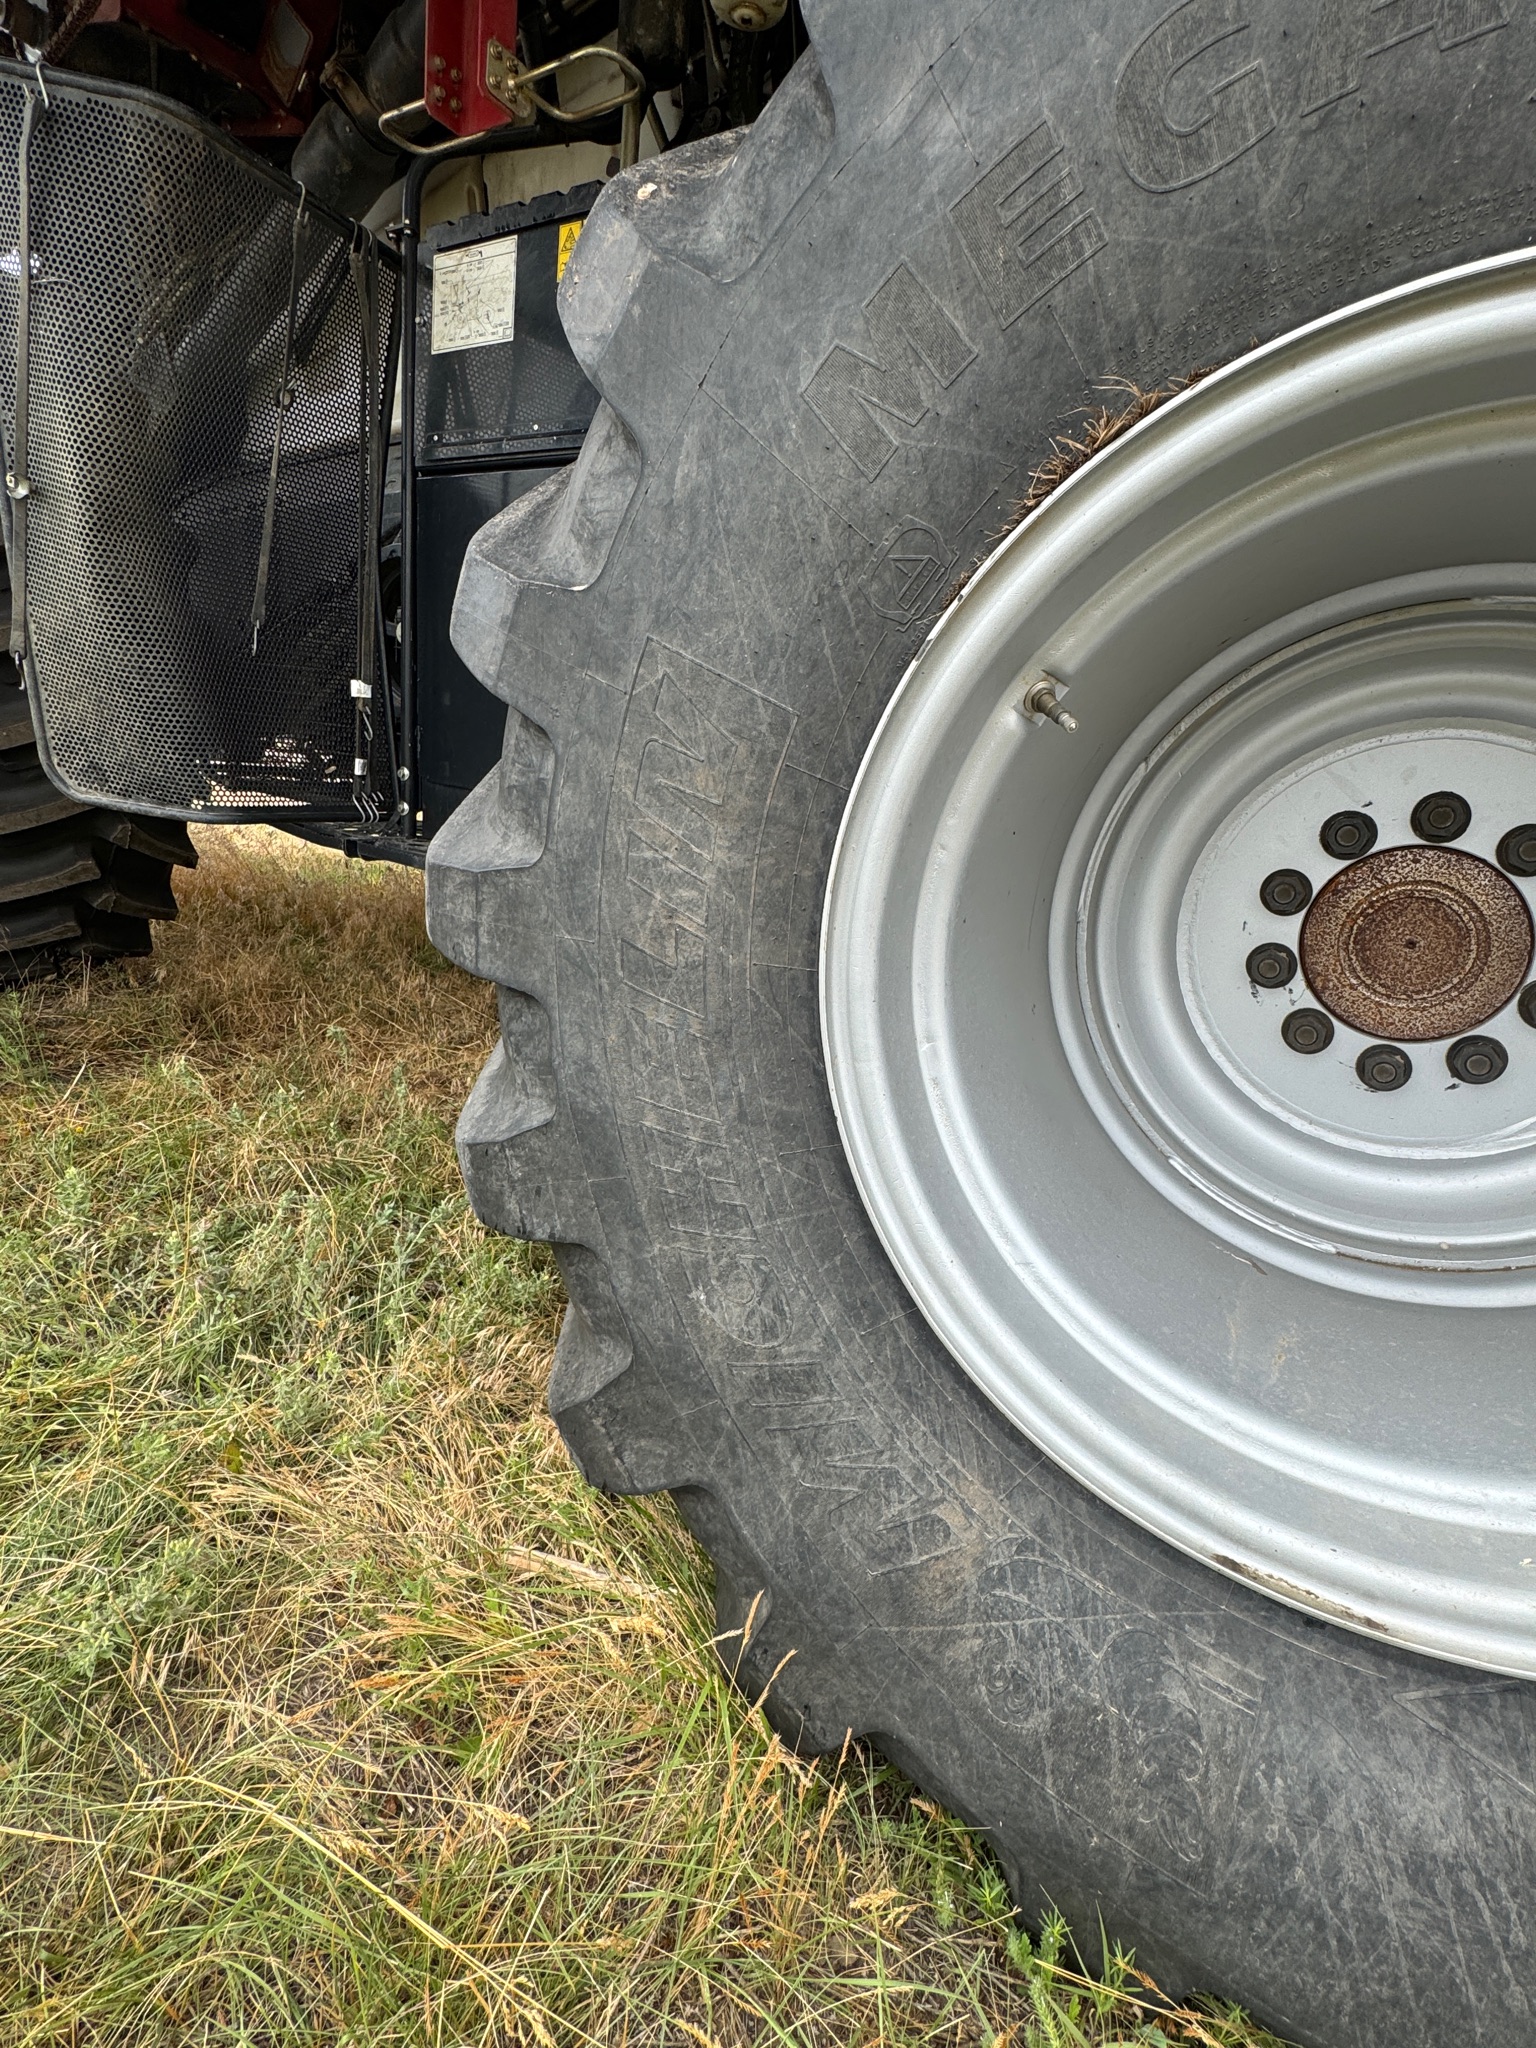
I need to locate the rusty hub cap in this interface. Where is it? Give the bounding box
[1300,845,1533,1043]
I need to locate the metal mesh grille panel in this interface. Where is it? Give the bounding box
[0,63,397,819]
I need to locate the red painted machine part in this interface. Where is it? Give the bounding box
[121,1,342,133]
[424,0,518,136]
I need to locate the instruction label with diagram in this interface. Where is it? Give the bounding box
[431,235,519,354]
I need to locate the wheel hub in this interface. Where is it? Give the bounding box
[1300,844,1532,1042]
[1096,675,1536,1269]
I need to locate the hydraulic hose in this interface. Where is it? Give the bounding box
[289,0,425,221]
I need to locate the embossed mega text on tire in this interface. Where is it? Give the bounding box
[428,6,1536,2043]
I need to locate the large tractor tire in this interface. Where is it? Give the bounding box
[427,5,1536,2042]
[0,671,194,979]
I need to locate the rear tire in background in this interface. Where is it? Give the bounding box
[0,675,195,980]
[427,6,1536,2041]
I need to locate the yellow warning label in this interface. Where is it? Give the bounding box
[556,219,583,281]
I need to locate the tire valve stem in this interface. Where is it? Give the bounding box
[1019,676,1079,734]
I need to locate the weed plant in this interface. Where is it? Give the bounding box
[0,830,1288,2046]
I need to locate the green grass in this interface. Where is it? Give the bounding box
[0,828,1289,2047]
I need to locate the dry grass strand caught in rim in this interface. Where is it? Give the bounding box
[1013,369,1220,519]
[945,367,1223,609]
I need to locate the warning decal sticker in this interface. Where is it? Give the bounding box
[431,234,519,354]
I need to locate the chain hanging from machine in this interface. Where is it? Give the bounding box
[249,186,309,660]
[348,224,389,824]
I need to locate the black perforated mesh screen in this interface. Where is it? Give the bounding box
[0,62,397,820]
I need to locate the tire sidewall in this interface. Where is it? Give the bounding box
[501,8,1536,2039]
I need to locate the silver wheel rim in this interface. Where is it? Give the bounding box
[821,251,1536,1674]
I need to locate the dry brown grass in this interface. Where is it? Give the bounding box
[0,828,1287,2046]
[35,825,494,1102]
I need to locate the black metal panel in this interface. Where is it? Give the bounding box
[395,176,604,847]
[415,466,574,835]
[0,61,397,822]
[416,187,601,470]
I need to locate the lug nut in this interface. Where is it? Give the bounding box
[1518,984,1536,1029]
[1282,1008,1334,1054]
[1446,1035,1508,1085]
[1319,810,1377,860]
[1411,790,1471,843]
[1497,824,1536,878]
[1247,942,1297,989]
[1259,868,1313,916]
[1357,1044,1411,1091]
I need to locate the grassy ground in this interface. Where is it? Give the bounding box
[0,828,1289,2048]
